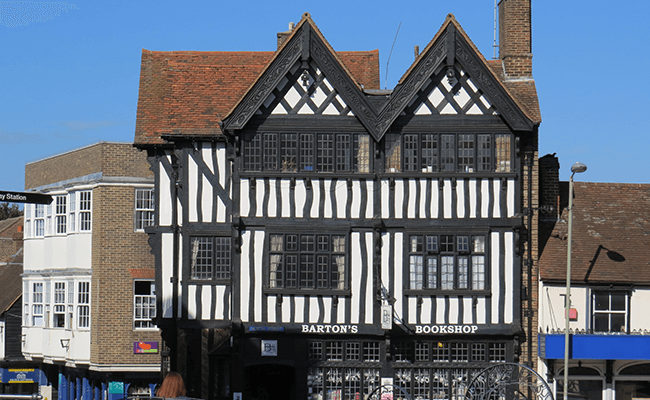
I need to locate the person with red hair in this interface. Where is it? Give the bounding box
[156,372,187,399]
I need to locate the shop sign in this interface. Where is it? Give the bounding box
[301,324,359,334]
[4,368,37,383]
[261,340,278,356]
[415,324,479,334]
[133,341,158,354]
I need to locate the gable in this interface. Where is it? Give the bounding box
[223,14,535,142]
[403,64,497,117]
[256,59,354,117]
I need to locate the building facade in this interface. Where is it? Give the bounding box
[135,3,541,400]
[21,142,160,400]
[537,155,650,400]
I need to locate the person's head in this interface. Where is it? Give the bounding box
[157,372,186,398]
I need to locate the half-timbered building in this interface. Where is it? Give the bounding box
[135,2,541,399]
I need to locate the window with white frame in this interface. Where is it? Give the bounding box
[134,280,156,329]
[69,191,76,233]
[593,291,628,333]
[55,195,67,234]
[77,281,90,328]
[24,205,31,237]
[79,191,92,231]
[32,282,44,326]
[135,189,155,231]
[68,280,74,328]
[53,282,66,327]
[23,281,30,325]
[34,205,45,237]
[408,234,487,291]
[46,203,52,235]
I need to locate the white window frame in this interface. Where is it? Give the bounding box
[32,282,44,326]
[77,281,90,329]
[53,282,66,328]
[133,280,157,330]
[69,191,76,233]
[134,188,155,231]
[34,205,45,237]
[55,195,67,234]
[79,191,92,232]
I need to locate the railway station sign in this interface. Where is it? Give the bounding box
[0,190,52,204]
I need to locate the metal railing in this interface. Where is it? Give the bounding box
[0,395,43,400]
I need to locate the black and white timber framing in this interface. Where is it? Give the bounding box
[138,13,538,400]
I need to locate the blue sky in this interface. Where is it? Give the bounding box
[1,0,649,193]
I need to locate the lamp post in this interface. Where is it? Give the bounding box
[564,162,587,400]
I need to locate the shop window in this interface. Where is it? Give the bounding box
[307,340,381,400]
[593,291,628,333]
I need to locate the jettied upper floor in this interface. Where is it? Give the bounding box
[134,12,541,147]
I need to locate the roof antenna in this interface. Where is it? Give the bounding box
[385,21,402,89]
[493,0,498,59]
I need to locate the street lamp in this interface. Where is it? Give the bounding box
[564,162,587,400]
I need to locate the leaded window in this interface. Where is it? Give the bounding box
[307,340,381,400]
[190,237,231,280]
[384,132,512,173]
[243,132,370,173]
[408,234,487,291]
[269,233,346,291]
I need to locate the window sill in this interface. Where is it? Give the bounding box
[263,288,352,297]
[403,289,491,297]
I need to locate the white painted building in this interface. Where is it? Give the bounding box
[537,155,650,400]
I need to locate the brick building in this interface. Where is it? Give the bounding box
[21,142,160,400]
[538,154,650,400]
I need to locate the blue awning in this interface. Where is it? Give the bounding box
[540,334,650,360]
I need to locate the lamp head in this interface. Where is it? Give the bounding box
[571,162,587,174]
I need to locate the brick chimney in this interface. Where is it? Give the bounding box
[498,0,533,78]
[539,153,560,219]
[277,22,295,49]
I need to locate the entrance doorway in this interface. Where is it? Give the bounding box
[244,364,295,400]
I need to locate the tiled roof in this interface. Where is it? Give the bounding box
[539,182,650,284]
[0,249,22,314]
[135,48,380,145]
[487,60,541,124]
